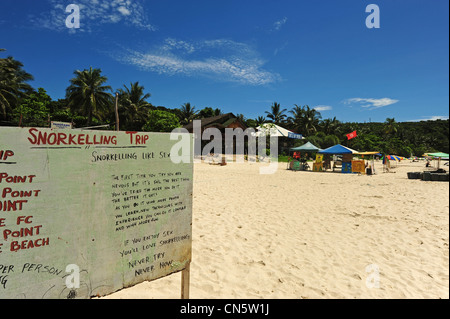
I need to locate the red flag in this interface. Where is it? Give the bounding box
[346,131,357,140]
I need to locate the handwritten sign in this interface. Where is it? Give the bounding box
[0,127,193,299]
[351,160,366,174]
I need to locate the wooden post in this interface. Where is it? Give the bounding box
[115,92,119,132]
[181,262,191,299]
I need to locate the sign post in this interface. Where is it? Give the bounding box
[0,127,193,299]
[181,262,191,299]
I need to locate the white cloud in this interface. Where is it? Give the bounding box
[117,6,131,16]
[116,38,281,86]
[344,97,399,110]
[314,105,333,112]
[33,0,155,32]
[272,17,288,31]
[407,115,449,122]
[162,38,196,54]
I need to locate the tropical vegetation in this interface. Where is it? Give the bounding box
[1,50,448,157]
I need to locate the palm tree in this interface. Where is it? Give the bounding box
[255,116,266,127]
[265,102,287,125]
[236,113,246,124]
[384,118,398,137]
[0,53,34,119]
[320,116,340,135]
[303,105,322,135]
[288,104,322,136]
[198,107,217,119]
[213,108,223,116]
[321,118,332,135]
[178,102,198,125]
[66,67,113,125]
[287,104,305,134]
[117,82,152,130]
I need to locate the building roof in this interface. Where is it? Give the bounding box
[183,113,247,131]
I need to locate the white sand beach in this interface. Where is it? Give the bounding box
[104,160,449,299]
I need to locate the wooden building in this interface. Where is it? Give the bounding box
[183,113,248,156]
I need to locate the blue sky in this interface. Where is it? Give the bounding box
[1,0,448,123]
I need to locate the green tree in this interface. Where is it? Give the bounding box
[351,133,383,152]
[385,137,413,157]
[254,116,267,127]
[236,113,246,124]
[66,67,113,126]
[13,88,51,127]
[384,117,398,137]
[47,98,90,128]
[213,108,223,116]
[301,105,322,135]
[320,117,341,136]
[142,109,181,132]
[198,107,222,118]
[117,82,152,131]
[178,102,198,125]
[322,135,340,148]
[287,104,304,134]
[48,98,72,122]
[0,52,34,120]
[306,135,323,149]
[265,102,287,125]
[288,104,322,136]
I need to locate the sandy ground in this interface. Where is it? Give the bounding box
[103,160,449,299]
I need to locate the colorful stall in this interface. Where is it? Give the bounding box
[318,144,358,173]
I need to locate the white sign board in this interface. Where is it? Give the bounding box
[0,127,193,299]
[50,121,73,129]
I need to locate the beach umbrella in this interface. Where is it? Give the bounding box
[386,155,401,161]
[425,152,449,158]
[424,152,449,169]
